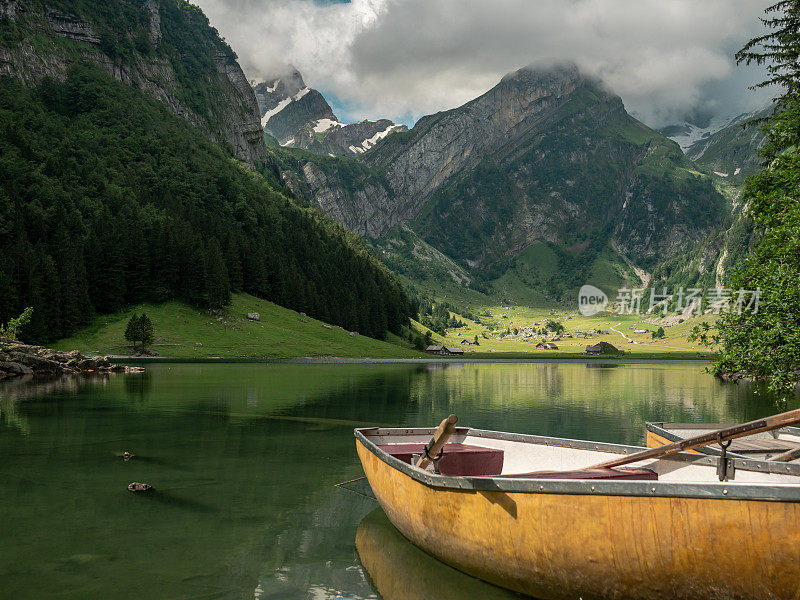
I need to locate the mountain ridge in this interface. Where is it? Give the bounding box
[252,68,407,156]
[266,63,729,302]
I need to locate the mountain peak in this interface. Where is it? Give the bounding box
[502,62,582,85]
[251,68,407,156]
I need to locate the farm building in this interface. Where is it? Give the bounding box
[425,345,465,356]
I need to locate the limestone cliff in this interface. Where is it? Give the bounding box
[0,0,266,165]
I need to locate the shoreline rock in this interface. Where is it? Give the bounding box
[0,337,142,380]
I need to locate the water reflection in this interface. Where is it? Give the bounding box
[355,509,522,600]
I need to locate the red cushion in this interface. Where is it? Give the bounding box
[499,467,657,481]
[378,443,504,476]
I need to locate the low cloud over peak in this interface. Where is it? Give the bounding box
[196,0,773,128]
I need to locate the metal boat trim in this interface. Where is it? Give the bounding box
[647,421,800,475]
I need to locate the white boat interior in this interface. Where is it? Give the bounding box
[360,427,800,486]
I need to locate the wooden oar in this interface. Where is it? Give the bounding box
[770,446,800,463]
[588,408,800,470]
[415,415,458,470]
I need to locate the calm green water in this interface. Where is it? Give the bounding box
[0,362,794,599]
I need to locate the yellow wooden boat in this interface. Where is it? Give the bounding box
[355,424,800,600]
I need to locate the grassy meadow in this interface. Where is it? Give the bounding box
[53,293,717,360]
[411,305,717,359]
[53,293,424,359]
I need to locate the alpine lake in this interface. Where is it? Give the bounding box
[1,360,795,600]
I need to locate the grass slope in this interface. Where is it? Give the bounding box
[53,294,423,359]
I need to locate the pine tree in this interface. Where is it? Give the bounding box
[124,313,139,351]
[205,239,230,309]
[138,313,155,351]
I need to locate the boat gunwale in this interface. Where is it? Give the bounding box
[355,427,800,502]
[647,422,800,476]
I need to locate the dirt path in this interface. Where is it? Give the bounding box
[609,322,635,344]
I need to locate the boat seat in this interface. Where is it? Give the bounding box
[378,443,504,476]
[498,467,658,481]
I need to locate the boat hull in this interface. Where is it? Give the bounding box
[357,438,800,600]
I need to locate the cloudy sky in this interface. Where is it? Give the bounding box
[195,0,775,128]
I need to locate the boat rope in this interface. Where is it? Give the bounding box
[333,475,376,501]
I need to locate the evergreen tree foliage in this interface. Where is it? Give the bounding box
[0,66,409,343]
[694,1,800,396]
[138,313,155,350]
[124,313,139,349]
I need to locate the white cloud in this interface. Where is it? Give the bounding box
[194,0,774,127]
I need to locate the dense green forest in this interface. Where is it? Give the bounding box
[0,66,409,343]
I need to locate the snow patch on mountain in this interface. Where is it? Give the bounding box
[355,123,403,152]
[261,97,292,127]
[313,118,345,133]
[661,113,737,152]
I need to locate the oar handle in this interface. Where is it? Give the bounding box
[415,415,458,470]
[589,408,800,470]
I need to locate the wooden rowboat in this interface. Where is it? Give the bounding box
[355,423,800,600]
[647,422,800,466]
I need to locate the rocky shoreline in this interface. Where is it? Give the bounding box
[0,337,142,380]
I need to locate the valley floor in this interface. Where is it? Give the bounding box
[54,294,717,361]
[412,305,717,360]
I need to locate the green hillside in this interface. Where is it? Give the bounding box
[0,0,410,345]
[53,293,422,359]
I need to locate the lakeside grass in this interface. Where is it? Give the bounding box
[53,293,425,359]
[53,294,717,360]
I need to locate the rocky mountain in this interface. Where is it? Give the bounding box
[685,106,770,184]
[273,64,728,301]
[253,69,336,144]
[0,0,265,165]
[253,69,407,156]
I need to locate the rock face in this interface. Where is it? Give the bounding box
[367,65,588,213]
[252,70,407,156]
[212,50,267,164]
[0,0,266,166]
[0,337,135,379]
[254,69,336,143]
